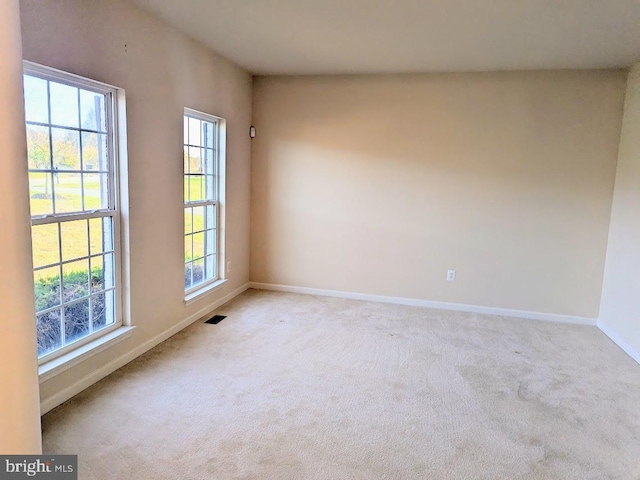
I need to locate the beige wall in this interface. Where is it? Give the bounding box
[251,72,627,317]
[599,64,640,358]
[20,0,252,409]
[13,0,636,421]
[0,0,42,453]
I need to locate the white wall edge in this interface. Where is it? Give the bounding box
[597,320,640,365]
[40,282,250,415]
[249,282,596,326]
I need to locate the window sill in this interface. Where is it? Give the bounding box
[38,326,135,383]
[184,278,227,306]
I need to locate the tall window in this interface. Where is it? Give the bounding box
[184,109,222,294]
[23,62,122,360]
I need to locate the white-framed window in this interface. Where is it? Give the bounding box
[23,61,124,362]
[183,108,225,295]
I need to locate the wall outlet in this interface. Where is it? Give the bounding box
[226,260,232,273]
[447,269,456,282]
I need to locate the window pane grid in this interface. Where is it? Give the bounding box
[27,80,111,217]
[25,65,120,359]
[184,112,219,291]
[34,286,115,314]
[33,252,115,273]
[54,287,116,308]
[33,260,87,275]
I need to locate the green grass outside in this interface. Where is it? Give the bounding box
[30,175,210,279]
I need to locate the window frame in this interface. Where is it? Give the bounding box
[23,61,125,364]
[183,108,225,298]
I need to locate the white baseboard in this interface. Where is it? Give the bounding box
[597,320,640,365]
[249,282,596,326]
[40,282,250,415]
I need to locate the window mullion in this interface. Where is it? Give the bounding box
[29,169,109,174]
[106,92,116,212]
[77,88,86,212]
[46,80,57,216]
[26,119,107,135]
[31,210,115,226]
[87,218,93,334]
[184,200,216,208]
[57,221,65,348]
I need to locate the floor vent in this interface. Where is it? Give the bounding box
[205,315,227,325]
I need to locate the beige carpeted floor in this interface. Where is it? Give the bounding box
[42,289,640,479]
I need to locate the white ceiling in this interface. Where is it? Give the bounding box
[131,0,640,75]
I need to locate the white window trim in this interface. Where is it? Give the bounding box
[184,278,228,306]
[38,326,135,383]
[183,107,226,301]
[24,61,131,370]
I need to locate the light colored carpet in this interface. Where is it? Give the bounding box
[43,289,640,479]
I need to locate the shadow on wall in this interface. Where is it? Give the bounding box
[251,71,626,316]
